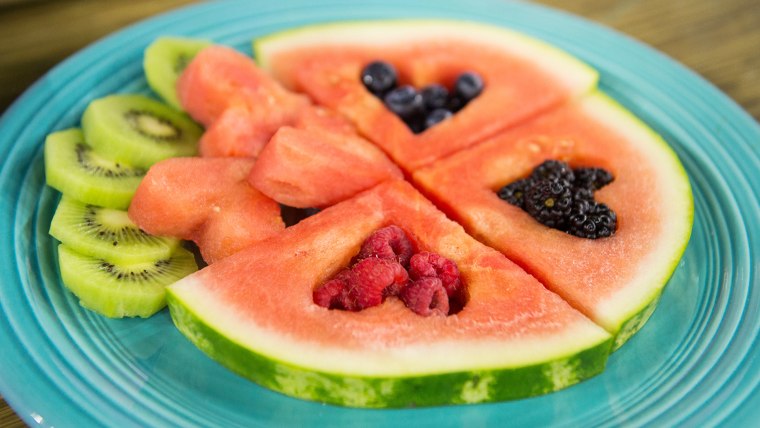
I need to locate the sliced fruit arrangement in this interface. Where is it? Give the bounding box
[39,22,694,406]
[413,90,693,348]
[128,157,285,264]
[167,180,612,407]
[45,90,203,317]
[254,19,598,172]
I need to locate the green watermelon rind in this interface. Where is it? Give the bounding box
[167,289,613,408]
[252,19,599,96]
[584,91,694,348]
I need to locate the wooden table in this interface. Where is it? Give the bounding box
[0,0,757,426]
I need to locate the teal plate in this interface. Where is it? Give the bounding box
[1,0,758,426]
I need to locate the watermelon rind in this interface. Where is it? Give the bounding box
[253,19,598,97]
[582,91,693,347]
[167,281,613,407]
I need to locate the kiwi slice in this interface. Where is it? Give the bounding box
[50,196,180,264]
[57,244,198,318]
[44,128,145,209]
[81,94,201,168]
[144,36,212,110]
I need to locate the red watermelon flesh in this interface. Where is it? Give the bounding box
[413,91,693,342]
[167,179,612,406]
[128,157,284,264]
[254,21,598,172]
[248,124,403,208]
[178,45,310,158]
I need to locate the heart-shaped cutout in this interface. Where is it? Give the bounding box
[360,61,484,133]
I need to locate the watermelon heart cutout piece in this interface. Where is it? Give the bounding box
[249,122,403,208]
[413,90,694,349]
[254,20,598,172]
[166,179,612,408]
[128,157,284,264]
[177,45,311,157]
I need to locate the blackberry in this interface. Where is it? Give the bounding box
[531,160,575,182]
[361,61,397,96]
[497,178,532,206]
[574,167,614,190]
[568,202,617,239]
[524,177,573,228]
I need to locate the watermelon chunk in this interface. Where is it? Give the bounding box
[254,20,598,172]
[177,45,310,157]
[167,180,612,407]
[413,91,693,348]
[248,123,403,208]
[128,157,284,264]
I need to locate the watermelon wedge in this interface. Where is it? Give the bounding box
[167,180,612,407]
[254,20,598,172]
[413,90,693,348]
[128,157,284,264]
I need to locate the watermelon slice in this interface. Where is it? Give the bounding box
[413,90,693,348]
[167,180,612,407]
[128,157,284,264]
[254,20,598,172]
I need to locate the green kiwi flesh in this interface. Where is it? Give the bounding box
[144,36,212,110]
[81,94,201,168]
[58,244,198,318]
[44,128,145,209]
[50,196,180,264]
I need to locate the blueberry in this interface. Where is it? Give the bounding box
[421,84,449,110]
[424,108,453,129]
[384,85,424,120]
[454,71,484,102]
[361,61,397,96]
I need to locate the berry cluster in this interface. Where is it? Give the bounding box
[498,160,617,239]
[313,225,465,316]
[360,61,484,134]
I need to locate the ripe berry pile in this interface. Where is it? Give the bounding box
[360,61,484,134]
[498,160,617,239]
[313,225,465,316]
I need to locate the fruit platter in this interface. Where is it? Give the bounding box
[0,0,758,426]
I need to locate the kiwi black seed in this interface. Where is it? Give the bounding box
[81,94,201,169]
[44,128,145,209]
[57,244,198,318]
[143,36,212,110]
[50,196,180,264]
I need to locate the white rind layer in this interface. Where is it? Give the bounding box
[169,275,611,377]
[581,92,693,332]
[254,19,598,96]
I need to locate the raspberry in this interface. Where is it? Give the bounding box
[355,225,415,267]
[313,269,351,309]
[408,252,460,295]
[400,277,449,317]
[344,258,408,310]
[408,251,466,314]
[314,258,409,311]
